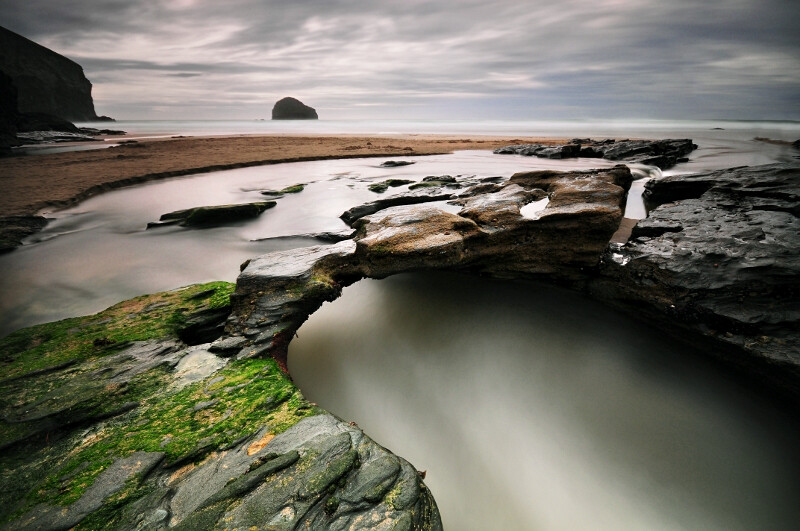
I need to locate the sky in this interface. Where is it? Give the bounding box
[1,0,798,121]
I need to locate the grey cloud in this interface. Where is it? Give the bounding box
[1,0,797,119]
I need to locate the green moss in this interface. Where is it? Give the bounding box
[0,280,319,524]
[368,179,413,194]
[0,282,235,381]
[279,184,306,194]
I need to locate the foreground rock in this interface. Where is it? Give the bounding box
[0,283,440,530]
[495,138,697,169]
[271,97,318,120]
[148,201,277,228]
[591,162,800,400]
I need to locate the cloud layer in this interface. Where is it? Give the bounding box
[2,0,798,120]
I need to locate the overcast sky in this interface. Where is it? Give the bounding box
[1,0,798,120]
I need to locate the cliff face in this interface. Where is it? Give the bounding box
[0,26,99,121]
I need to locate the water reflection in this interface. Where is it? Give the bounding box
[289,272,800,531]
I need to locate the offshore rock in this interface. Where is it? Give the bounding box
[0,26,102,121]
[591,163,800,400]
[271,97,318,120]
[495,138,697,170]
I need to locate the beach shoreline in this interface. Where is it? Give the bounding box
[1,134,566,219]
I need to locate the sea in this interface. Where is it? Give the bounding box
[3,118,800,530]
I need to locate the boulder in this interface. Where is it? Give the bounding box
[148,201,277,228]
[271,97,318,120]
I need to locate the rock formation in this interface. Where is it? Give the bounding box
[591,163,800,399]
[495,138,697,169]
[271,97,318,120]
[0,26,103,122]
[0,283,441,530]
[224,166,633,369]
[0,70,18,155]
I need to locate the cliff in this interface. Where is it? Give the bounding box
[0,26,101,122]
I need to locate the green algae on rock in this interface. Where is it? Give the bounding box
[1,280,440,530]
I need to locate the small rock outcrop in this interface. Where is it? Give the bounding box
[148,201,277,228]
[271,97,318,120]
[495,138,697,169]
[0,26,103,121]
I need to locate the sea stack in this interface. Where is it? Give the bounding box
[271,97,318,120]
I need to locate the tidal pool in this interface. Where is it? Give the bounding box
[289,272,800,531]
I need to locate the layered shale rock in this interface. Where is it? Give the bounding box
[225,166,633,367]
[591,163,800,400]
[1,282,440,530]
[495,138,697,169]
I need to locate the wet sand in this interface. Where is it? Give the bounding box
[1,134,564,217]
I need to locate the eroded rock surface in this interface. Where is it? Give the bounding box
[1,281,440,530]
[592,163,800,399]
[227,166,633,368]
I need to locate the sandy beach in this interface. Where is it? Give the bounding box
[1,134,565,217]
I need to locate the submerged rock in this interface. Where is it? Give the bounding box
[0,215,48,253]
[380,160,416,167]
[148,201,277,228]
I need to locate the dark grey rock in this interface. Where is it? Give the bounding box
[494,138,697,170]
[148,201,277,229]
[271,97,318,120]
[380,160,416,167]
[6,452,164,531]
[593,162,800,400]
[341,192,456,226]
[0,215,48,253]
[167,414,441,530]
